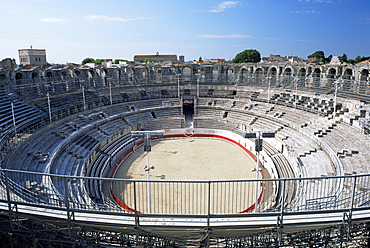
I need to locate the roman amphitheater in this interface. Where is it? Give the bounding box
[0,61,370,247]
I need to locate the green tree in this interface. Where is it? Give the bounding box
[114,59,129,64]
[81,57,95,65]
[341,53,348,63]
[198,56,203,62]
[308,51,325,63]
[325,55,333,63]
[232,49,261,63]
[94,59,104,65]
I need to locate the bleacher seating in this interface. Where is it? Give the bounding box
[0,78,369,212]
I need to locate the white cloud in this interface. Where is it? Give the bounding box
[298,0,333,3]
[290,10,320,14]
[40,18,68,23]
[209,1,239,13]
[198,34,251,39]
[83,15,149,22]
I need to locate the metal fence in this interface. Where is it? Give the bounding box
[1,169,370,216]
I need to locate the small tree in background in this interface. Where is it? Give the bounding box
[82,57,95,65]
[232,49,261,63]
[308,51,326,63]
[94,59,104,65]
[198,56,203,62]
[114,59,129,64]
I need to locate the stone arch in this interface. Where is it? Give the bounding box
[45,71,53,82]
[359,69,369,94]
[0,73,6,81]
[0,74,7,88]
[212,66,220,83]
[68,69,74,78]
[327,68,336,87]
[141,67,149,83]
[227,67,234,84]
[312,68,321,87]
[101,69,108,87]
[61,71,67,80]
[116,69,122,84]
[283,67,292,76]
[31,71,38,81]
[281,68,293,87]
[239,67,249,85]
[268,67,278,87]
[88,69,96,87]
[328,68,336,78]
[15,72,23,85]
[297,68,306,87]
[183,67,192,82]
[342,68,353,91]
[255,68,263,85]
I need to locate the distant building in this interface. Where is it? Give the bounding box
[18,48,48,66]
[358,59,370,65]
[133,52,181,63]
[203,58,225,63]
[0,58,16,68]
[262,54,305,63]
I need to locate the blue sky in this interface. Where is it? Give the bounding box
[1,0,369,64]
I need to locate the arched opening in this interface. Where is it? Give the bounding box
[281,68,293,87]
[0,74,7,82]
[88,69,95,87]
[312,68,321,88]
[360,69,369,95]
[227,67,234,84]
[298,68,306,88]
[31,72,38,82]
[183,67,192,82]
[327,68,336,89]
[46,71,53,82]
[255,68,263,85]
[61,71,67,80]
[240,68,249,85]
[342,69,353,91]
[15,73,23,85]
[0,74,7,89]
[116,69,122,85]
[101,69,108,87]
[212,67,219,83]
[269,67,277,87]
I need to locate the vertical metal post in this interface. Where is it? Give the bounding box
[64,177,73,238]
[255,133,261,213]
[347,176,357,236]
[133,181,140,246]
[277,179,286,246]
[146,134,152,214]
[207,181,211,225]
[47,91,52,123]
[4,170,15,233]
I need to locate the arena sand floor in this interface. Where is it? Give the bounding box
[111,138,263,214]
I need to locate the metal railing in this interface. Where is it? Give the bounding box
[1,169,370,215]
